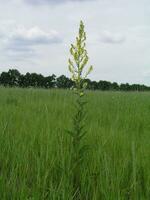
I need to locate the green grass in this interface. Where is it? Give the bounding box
[0,87,150,199]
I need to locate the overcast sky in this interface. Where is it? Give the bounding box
[0,0,150,84]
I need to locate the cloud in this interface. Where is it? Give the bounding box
[9,26,62,46]
[0,23,62,57]
[24,0,92,5]
[128,26,150,39]
[99,30,126,44]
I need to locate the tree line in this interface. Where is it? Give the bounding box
[0,69,150,91]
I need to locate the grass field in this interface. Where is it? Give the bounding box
[0,87,150,199]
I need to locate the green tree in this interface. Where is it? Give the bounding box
[44,74,56,88]
[0,69,20,87]
[56,75,73,89]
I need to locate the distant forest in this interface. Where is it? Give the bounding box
[0,69,150,91]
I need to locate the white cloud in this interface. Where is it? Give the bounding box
[24,0,92,5]
[9,26,62,46]
[0,23,62,57]
[99,30,126,44]
[128,26,150,39]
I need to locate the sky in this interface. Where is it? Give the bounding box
[0,0,150,84]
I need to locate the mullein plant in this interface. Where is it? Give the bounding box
[68,21,93,198]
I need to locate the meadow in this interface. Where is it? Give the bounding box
[0,87,150,199]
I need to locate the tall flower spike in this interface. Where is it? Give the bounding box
[67,21,93,198]
[68,20,93,94]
